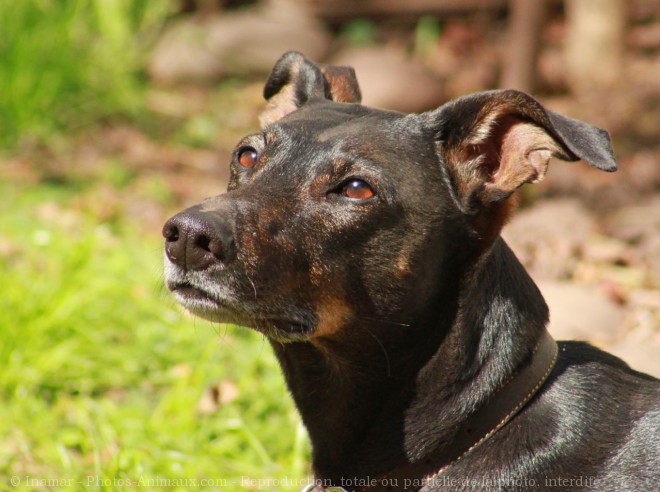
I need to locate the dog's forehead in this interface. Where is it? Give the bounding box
[270,102,427,161]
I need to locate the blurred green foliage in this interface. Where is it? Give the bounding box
[414,16,442,58]
[0,182,308,490]
[0,0,172,149]
[340,19,378,47]
[0,2,312,488]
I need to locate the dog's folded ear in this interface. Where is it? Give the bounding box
[260,51,362,127]
[427,89,617,212]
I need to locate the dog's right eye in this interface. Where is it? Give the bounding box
[341,179,376,200]
[237,147,258,169]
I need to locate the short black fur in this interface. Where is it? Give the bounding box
[163,52,659,491]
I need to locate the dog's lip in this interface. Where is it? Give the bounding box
[168,281,313,332]
[170,282,218,304]
[168,282,313,340]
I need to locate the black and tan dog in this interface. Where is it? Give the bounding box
[163,52,659,491]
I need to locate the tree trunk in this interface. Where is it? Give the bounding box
[500,0,547,93]
[565,0,628,94]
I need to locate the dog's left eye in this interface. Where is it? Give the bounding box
[237,147,258,169]
[342,179,375,200]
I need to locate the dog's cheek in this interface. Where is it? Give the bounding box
[232,200,312,289]
[363,223,451,321]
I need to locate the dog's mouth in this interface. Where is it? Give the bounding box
[168,281,314,341]
[169,281,227,320]
[170,282,219,307]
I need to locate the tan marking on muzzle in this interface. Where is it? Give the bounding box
[311,296,352,339]
[396,251,411,279]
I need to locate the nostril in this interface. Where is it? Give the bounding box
[163,223,180,242]
[194,234,211,252]
[195,233,229,261]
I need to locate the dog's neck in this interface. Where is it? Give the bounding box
[270,237,549,481]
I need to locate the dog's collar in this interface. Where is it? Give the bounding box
[303,330,559,492]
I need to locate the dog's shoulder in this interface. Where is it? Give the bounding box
[545,341,659,428]
[555,340,658,390]
[547,342,660,489]
[431,342,659,491]
[536,342,658,486]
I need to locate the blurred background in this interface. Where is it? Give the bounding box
[1,0,658,490]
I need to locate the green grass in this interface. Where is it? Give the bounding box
[0,182,309,491]
[0,0,171,149]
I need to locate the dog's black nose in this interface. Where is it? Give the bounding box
[162,208,236,271]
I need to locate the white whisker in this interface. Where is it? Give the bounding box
[246,275,258,300]
[360,324,392,377]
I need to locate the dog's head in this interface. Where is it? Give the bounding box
[163,51,616,342]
